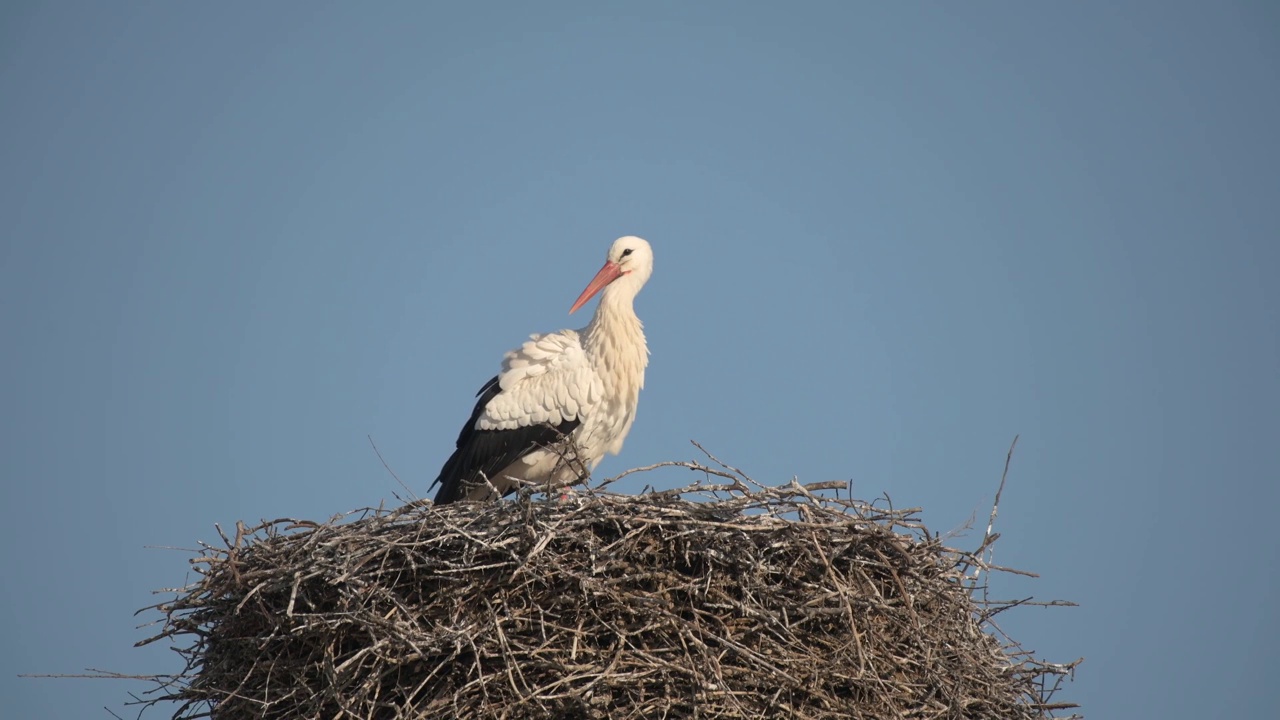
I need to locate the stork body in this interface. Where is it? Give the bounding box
[430,237,653,504]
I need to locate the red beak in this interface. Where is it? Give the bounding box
[569,260,623,314]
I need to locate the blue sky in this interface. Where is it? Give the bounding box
[2,2,1277,717]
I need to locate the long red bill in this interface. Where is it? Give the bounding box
[569,261,623,314]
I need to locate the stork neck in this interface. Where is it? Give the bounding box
[582,285,648,382]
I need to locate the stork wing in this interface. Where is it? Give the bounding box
[480,330,602,430]
[431,331,600,504]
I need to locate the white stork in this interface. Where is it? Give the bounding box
[430,236,653,504]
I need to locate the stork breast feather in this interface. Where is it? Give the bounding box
[478,331,598,431]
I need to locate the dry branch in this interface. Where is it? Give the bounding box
[131,459,1078,719]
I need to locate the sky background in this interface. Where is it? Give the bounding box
[2,2,1277,718]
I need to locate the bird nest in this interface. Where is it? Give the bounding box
[135,457,1079,719]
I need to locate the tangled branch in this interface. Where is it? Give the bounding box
[124,451,1078,719]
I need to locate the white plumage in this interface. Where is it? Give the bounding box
[431,236,653,504]
[479,331,599,431]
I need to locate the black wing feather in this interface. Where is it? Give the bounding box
[431,375,581,505]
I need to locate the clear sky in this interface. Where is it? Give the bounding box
[2,2,1276,718]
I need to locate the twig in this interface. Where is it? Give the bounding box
[977,435,1019,591]
[368,434,418,502]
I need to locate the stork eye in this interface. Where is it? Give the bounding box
[621,248,633,258]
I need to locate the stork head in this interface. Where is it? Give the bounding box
[570,236,653,314]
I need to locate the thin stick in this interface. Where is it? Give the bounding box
[977,435,1019,593]
[368,434,419,501]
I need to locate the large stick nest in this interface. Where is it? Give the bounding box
[138,459,1078,719]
